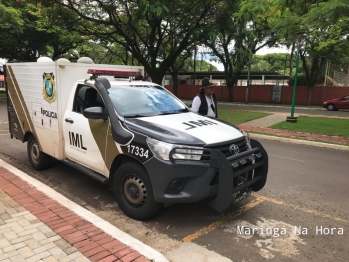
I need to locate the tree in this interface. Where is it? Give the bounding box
[48,0,220,84]
[0,0,88,61]
[273,0,349,105]
[204,0,279,101]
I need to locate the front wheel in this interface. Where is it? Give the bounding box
[327,104,336,111]
[113,161,163,220]
[27,135,52,170]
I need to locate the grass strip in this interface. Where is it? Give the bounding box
[270,116,349,138]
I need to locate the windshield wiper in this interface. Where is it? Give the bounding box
[158,109,188,115]
[123,114,149,118]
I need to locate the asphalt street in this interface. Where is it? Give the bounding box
[0,98,348,261]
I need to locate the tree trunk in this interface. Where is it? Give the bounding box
[289,42,296,76]
[171,72,179,96]
[226,77,234,102]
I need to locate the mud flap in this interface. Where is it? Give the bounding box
[250,139,268,192]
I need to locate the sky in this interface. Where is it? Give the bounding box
[209,45,290,71]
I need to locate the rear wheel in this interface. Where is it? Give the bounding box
[27,135,52,170]
[113,161,163,220]
[327,104,336,111]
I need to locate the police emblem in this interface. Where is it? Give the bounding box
[42,73,56,104]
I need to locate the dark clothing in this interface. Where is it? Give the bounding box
[198,92,218,118]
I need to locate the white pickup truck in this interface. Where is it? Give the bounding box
[5,57,268,220]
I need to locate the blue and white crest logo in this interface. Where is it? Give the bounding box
[42,72,56,103]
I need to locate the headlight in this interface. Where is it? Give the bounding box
[323,102,327,104]
[146,137,203,161]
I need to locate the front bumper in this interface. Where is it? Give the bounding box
[144,139,268,212]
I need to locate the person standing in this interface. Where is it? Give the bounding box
[191,77,218,118]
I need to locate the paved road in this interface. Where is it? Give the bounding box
[1,99,348,261]
[217,103,349,117]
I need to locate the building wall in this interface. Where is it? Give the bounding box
[165,85,349,106]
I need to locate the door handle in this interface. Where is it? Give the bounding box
[65,118,74,123]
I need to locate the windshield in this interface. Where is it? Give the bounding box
[108,85,188,117]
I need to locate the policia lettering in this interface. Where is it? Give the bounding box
[41,108,57,119]
[183,120,218,130]
[68,132,87,150]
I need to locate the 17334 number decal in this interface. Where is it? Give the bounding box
[126,145,149,159]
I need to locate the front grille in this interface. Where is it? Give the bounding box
[202,136,248,161]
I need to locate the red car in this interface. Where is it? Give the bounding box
[323,94,349,111]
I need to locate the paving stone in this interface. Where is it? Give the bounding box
[48,246,67,260]
[24,238,41,249]
[18,246,35,258]
[64,246,78,255]
[17,228,38,237]
[9,234,32,244]
[39,235,61,245]
[2,241,26,253]
[45,231,57,238]
[0,250,18,260]
[17,218,32,227]
[4,208,17,215]
[9,254,26,262]
[59,251,85,262]
[24,214,37,221]
[42,256,59,262]
[29,219,41,224]
[26,251,51,262]
[11,211,30,218]
[24,222,45,230]
[53,239,72,251]
[33,242,56,254]
[10,224,25,234]
[74,256,91,262]
[0,238,12,248]
[3,231,18,240]
[0,228,11,234]
[32,231,48,241]
[0,218,5,226]
[0,213,11,220]
[39,225,54,234]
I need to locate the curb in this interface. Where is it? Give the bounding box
[250,133,349,151]
[0,158,169,262]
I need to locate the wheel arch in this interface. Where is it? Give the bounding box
[108,154,144,190]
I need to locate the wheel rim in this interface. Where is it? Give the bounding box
[31,141,40,164]
[328,104,333,110]
[123,175,147,207]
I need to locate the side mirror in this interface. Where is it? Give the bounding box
[83,106,108,120]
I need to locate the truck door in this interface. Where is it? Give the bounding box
[63,85,108,174]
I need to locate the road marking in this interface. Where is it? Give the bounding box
[258,195,348,223]
[0,133,9,136]
[0,122,8,124]
[182,197,265,243]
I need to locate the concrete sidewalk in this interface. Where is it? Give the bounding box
[0,160,168,262]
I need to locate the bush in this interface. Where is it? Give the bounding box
[288,73,308,86]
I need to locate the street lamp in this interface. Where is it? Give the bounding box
[286,35,305,123]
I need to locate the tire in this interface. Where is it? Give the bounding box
[113,161,163,220]
[27,135,53,170]
[327,104,336,111]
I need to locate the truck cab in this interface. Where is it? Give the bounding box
[6,58,269,220]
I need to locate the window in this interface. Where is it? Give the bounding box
[108,85,188,117]
[73,85,104,113]
[342,96,349,101]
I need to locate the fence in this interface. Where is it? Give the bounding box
[166,85,349,106]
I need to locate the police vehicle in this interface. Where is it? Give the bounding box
[5,57,268,220]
